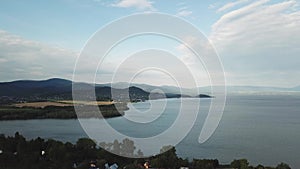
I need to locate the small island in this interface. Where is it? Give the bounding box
[198,94,213,98]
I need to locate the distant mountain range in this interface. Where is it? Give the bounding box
[0,78,73,98]
[1,78,298,104]
[0,78,211,104]
[99,82,198,96]
[101,82,300,94]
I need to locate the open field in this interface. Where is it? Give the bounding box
[14,101,72,108]
[0,101,128,120]
[58,100,115,105]
[13,100,115,108]
[0,104,127,120]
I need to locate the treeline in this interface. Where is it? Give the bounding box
[0,103,128,120]
[0,133,291,169]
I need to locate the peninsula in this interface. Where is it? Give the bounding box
[0,78,212,120]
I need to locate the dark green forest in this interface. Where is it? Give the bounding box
[0,133,291,169]
[0,103,128,120]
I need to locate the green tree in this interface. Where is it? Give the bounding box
[255,164,265,169]
[112,139,121,155]
[231,159,250,169]
[45,139,72,169]
[191,159,219,169]
[120,138,135,156]
[75,138,97,161]
[276,163,291,169]
[150,146,178,169]
[136,149,144,158]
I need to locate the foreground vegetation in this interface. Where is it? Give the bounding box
[0,133,291,169]
[0,103,128,120]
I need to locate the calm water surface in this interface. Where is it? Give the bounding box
[1,94,300,168]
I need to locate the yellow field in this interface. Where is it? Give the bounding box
[58,100,115,105]
[14,102,72,108]
[14,100,115,108]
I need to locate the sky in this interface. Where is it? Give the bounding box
[0,0,300,88]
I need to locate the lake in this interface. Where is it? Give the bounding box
[1,94,300,168]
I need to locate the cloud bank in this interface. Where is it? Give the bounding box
[0,30,77,82]
[210,0,300,87]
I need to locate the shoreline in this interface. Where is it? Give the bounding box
[0,97,213,121]
[0,102,128,121]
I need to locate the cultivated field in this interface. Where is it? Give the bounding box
[58,100,115,106]
[14,101,72,108]
[13,100,115,108]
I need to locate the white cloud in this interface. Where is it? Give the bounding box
[176,36,197,61]
[208,3,217,10]
[0,58,8,63]
[210,0,300,86]
[176,2,193,18]
[176,10,193,17]
[217,0,249,13]
[0,30,78,81]
[175,36,212,87]
[111,0,155,11]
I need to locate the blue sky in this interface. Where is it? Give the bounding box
[0,0,300,87]
[0,0,219,49]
